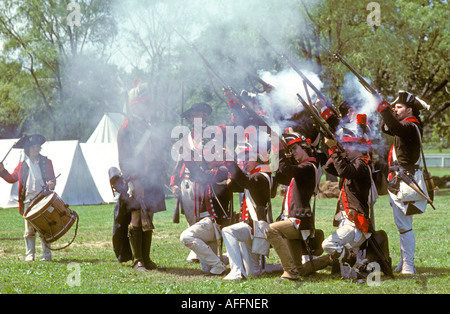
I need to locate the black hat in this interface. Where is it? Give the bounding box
[282,132,312,147]
[181,102,212,119]
[13,134,46,149]
[392,90,430,111]
[339,100,356,117]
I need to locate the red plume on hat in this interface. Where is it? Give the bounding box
[129,79,150,106]
[341,115,373,154]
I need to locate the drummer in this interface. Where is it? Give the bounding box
[0,134,56,262]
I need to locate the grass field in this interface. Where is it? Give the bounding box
[0,189,448,295]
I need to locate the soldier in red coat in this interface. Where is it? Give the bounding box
[376,91,431,275]
[0,134,56,262]
[322,129,373,268]
[115,79,166,272]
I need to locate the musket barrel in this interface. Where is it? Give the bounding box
[297,93,345,152]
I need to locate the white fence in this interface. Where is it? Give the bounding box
[422,154,450,168]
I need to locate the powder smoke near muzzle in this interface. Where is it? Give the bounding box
[340,72,387,156]
[111,0,336,172]
[111,0,323,117]
[258,67,324,130]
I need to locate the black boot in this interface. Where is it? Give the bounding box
[128,225,147,272]
[142,230,165,271]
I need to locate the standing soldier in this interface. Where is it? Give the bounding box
[376,91,431,275]
[115,79,166,272]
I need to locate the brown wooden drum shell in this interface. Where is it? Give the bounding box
[24,192,77,243]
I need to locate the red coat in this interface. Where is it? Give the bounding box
[0,155,55,215]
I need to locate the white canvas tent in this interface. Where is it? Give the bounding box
[0,112,123,208]
[81,112,122,203]
[0,139,104,208]
[86,112,123,144]
[41,140,104,206]
[80,143,119,204]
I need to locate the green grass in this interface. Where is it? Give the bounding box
[423,148,450,155]
[0,190,449,294]
[429,168,450,178]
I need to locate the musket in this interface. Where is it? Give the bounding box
[227,56,274,92]
[172,27,281,142]
[297,93,345,152]
[367,235,394,278]
[170,26,231,92]
[173,196,180,224]
[390,166,436,210]
[320,44,377,95]
[260,35,340,116]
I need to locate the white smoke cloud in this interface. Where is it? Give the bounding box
[255,67,323,131]
[340,72,387,154]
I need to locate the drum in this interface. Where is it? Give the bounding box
[23,192,78,244]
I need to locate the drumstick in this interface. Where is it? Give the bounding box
[1,142,16,163]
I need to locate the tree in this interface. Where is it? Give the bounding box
[298,0,449,149]
[0,0,120,140]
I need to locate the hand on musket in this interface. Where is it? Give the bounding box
[171,185,181,197]
[324,137,338,148]
[297,93,345,152]
[222,87,235,101]
[390,166,436,210]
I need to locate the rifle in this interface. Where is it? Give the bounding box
[171,26,284,150]
[320,44,377,95]
[296,93,345,152]
[367,235,394,278]
[173,196,180,224]
[389,166,436,210]
[227,56,274,93]
[260,35,339,116]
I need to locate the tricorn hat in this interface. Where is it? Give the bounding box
[181,102,212,119]
[13,134,46,149]
[392,90,430,111]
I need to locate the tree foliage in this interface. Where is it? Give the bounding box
[0,0,120,140]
